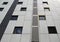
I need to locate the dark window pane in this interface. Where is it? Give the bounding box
[20,7,27,11]
[10,15,18,20]
[48,26,57,34]
[0,8,4,11]
[39,15,46,20]
[44,7,50,11]
[18,2,23,4]
[13,26,23,34]
[2,2,8,5]
[43,1,48,4]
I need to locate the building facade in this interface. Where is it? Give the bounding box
[0,0,60,42]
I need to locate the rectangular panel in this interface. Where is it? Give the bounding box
[33,8,37,15]
[32,27,39,41]
[33,2,37,7]
[32,16,38,26]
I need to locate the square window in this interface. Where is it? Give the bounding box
[20,7,27,11]
[0,8,4,11]
[44,7,50,11]
[18,2,23,4]
[39,15,46,20]
[10,15,18,20]
[13,26,23,34]
[48,26,57,34]
[2,2,8,5]
[43,2,48,4]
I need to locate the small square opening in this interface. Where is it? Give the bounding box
[10,15,18,20]
[13,26,23,34]
[39,15,46,20]
[18,2,23,4]
[20,7,27,11]
[43,1,48,4]
[2,2,8,5]
[44,7,50,11]
[0,8,4,11]
[48,26,57,34]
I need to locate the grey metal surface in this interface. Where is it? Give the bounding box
[32,27,39,41]
[32,16,38,26]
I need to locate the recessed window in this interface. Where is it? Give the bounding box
[43,1,48,4]
[44,7,50,11]
[13,26,23,34]
[0,8,4,11]
[20,7,27,11]
[39,15,46,20]
[2,2,8,5]
[18,2,23,4]
[48,26,57,34]
[10,15,18,20]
